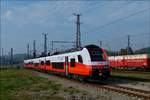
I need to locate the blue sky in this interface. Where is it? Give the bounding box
[1,0,150,54]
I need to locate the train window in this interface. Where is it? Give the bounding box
[40,61,45,65]
[29,62,33,65]
[52,62,64,69]
[46,60,51,65]
[89,49,104,61]
[85,45,104,61]
[30,62,33,64]
[71,58,75,67]
[78,55,83,63]
[91,54,104,61]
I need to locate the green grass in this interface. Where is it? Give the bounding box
[0,67,87,100]
[0,68,64,100]
[111,70,150,81]
[0,65,21,69]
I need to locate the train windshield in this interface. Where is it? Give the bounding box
[85,45,105,61]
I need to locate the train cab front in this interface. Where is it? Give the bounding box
[85,45,111,79]
[91,61,110,79]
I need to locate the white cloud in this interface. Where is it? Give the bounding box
[1,1,86,28]
[3,10,13,21]
[1,1,149,53]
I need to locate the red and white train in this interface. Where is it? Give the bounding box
[24,45,110,79]
[108,54,150,70]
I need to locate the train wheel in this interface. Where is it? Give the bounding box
[67,74,73,79]
[101,71,110,80]
[145,68,150,72]
[78,75,86,81]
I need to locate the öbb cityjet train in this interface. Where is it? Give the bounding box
[24,45,110,80]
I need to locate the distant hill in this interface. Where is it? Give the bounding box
[134,47,150,54]
[106,47,150,56]
[13,54,27,63]
[1,54,27,64]
[106,50,117,56]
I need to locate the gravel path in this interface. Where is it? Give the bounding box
[32,71,142,100]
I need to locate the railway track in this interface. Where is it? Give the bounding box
[112,70,150,82]
[61,77,150,100]
[75,80,150,100]
[96,85,150,100]
[33,70,150,100]
[112,70,150,74]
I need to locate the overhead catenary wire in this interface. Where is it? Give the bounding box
[102,8,149,28]
[50,40,75,52]
[86,7,150,34]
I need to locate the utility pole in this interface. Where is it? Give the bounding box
[29,45,32,58]
[51,41,54,52]
[127,35,133,54]
[10,48,13,66]
[2,48,5,65]
[127,35,130,55]
[99,41,102,47]
[8,52,10,65]
[74,13,81,49]
[42,33,48,56]
[2,48,3,65]
[27,43,29,59]
[127,35,130,48]
[33,40,36,58]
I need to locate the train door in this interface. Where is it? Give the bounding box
[65,57,69,76]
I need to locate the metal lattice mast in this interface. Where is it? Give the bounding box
[42,33,48,56]
[33,40,36,58]
[74,14,81,49]
[10,48,13,66]
[27,43,29,58]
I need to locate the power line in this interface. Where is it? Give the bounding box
[50,40,75,52]
[101,8,150,29]
[51,41,75,43]
[86,8,150,34]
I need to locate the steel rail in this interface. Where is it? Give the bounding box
[32,70,150,100]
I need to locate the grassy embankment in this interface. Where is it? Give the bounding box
[0,68,84,100]
[111,70,150,81]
